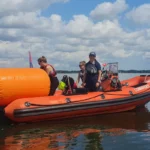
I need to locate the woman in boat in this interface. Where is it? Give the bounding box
[82,52,102,92]
[76,61,86,87]
[37,56,59,95]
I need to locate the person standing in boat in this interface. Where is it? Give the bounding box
[37,56,59,95]
[82,52,102,92]
[76,61,86,87]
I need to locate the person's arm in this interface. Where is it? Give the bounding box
[76,73,80,86]
[97,70,102,82]
[81,72,86,86]
[96,62,102,87]
[97,62,101,82]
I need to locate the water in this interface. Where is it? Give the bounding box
[0,73,150,150]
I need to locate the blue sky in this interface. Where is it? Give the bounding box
[41,0,149,19]
[0,0,149,70]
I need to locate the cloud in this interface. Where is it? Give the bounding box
[112,49,133,58]
[0,12,39,28]
[0,0,69,17]
[90,0,128,20]
[0,0,149,70]
[144,52,150,59]
[126,4,150,26]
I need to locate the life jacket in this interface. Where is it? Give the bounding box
[86,63,98,75]
[79,70,85,81]
[41,64,57,77]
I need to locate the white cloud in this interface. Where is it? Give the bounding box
[0,0,69,17]
[0,12,39,28]
[0,0,149,70]
[90,0,128,20]
[126,4,150,26]
[65,15,93,37]
[144,52,150,59]
[112,49,133,58]
[0,11,149,69]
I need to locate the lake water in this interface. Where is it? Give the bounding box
[0,73,150,150]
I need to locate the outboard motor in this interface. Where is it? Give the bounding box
[110,76,122,89]
[101,62,122,91]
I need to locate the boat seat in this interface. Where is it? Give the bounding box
[63,88,88,96]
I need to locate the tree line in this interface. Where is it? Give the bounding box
[57,70,150,73]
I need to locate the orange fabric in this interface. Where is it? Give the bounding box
[0,68,50,106]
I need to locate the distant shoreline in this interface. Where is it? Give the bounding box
[57,70,150,73]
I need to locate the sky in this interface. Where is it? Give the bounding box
[0,0,150,70]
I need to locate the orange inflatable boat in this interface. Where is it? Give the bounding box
[4,75,150,123]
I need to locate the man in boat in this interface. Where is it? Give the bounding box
[76,61,86,87]
[82,52,102,92]
[37,56,59,95]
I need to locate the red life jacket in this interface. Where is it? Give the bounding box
[41,64,57,77]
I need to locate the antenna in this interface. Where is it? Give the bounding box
[28,51,33,68]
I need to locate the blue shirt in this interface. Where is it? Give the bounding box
[85,60,101,75]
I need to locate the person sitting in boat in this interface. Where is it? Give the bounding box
[58,75,77,95]
[58,75,88,95]
[76,61,86,87]
[37,56,59,96]
[82,52,102,92]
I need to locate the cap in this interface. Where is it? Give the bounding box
[89,52,96,57]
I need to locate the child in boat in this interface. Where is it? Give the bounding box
[76,61,86,88]
[37,56,59,95]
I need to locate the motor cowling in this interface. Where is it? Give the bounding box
[101,62,121,91]
[110,76,122,90]
[101,75,122,92]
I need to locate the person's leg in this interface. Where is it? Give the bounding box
[49,77,59,95]
[86,78,94,92]
[85,77,90,92]
[91,75,100,92]
[69,77,74,92]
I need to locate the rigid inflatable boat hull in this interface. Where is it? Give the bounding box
[12,92,149,123]
[4,75,150,123]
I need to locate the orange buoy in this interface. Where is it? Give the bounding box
[0,68,50,106]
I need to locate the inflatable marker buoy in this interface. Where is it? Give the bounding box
[0,68,50,106]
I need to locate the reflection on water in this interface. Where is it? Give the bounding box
[0,108,150,150]
[0,73,150,150]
